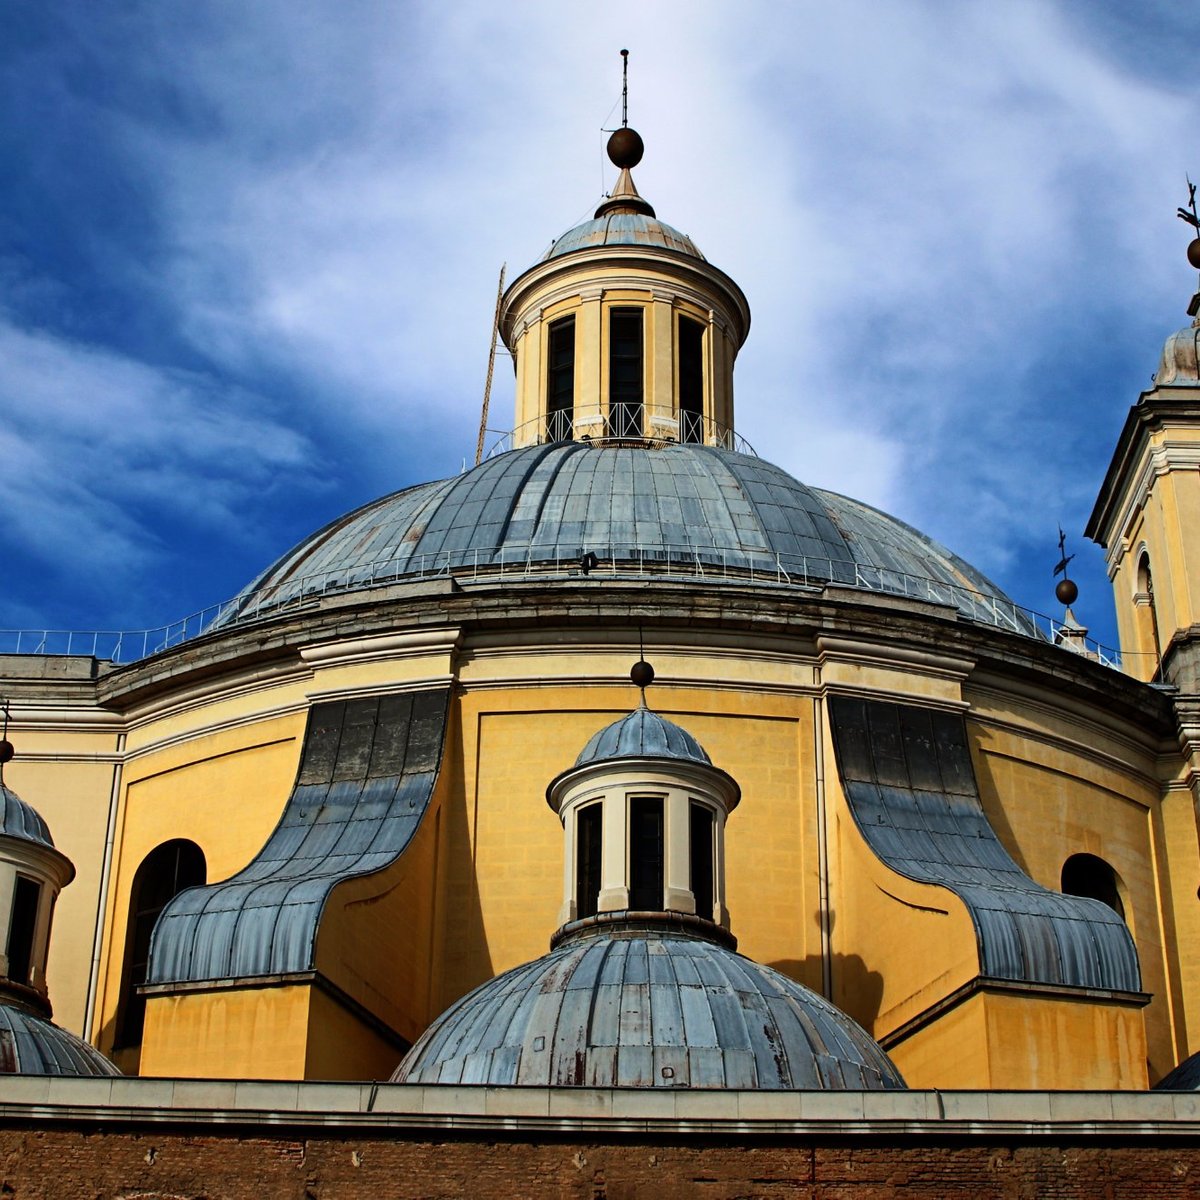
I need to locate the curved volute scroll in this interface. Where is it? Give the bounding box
[499,52,750,452]
[545,660,740,945]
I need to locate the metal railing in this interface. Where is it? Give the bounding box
[1,542,1132,670]
[483,412,756,458]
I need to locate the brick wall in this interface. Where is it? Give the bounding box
[3,1126,1200,1199]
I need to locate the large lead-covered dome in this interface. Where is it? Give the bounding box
[227,443,1026,627]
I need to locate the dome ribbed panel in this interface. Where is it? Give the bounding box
[223,443,1025,628]
[0,785,54,849]
[0,1004,119,1077]
[574,708,711,768]
[543,214,704,262]
[392,931,904,1090]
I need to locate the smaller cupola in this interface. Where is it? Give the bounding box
[0,708,118,1076]
[0,729,73,1010]
[545,661,739,942]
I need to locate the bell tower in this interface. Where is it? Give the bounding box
[1086,187,1200,686]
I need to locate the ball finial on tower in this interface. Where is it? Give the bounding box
[607,48,644,170]
[631,659,655,691]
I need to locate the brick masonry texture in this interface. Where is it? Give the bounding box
[3,1128,1200,1199]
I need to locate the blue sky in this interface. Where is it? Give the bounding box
[1,1,1197,652]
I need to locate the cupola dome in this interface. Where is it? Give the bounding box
[572,704,712,768]
[1157,316,1200,386]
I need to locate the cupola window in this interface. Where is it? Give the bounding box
[576,802,603,920]
[547,316,576,442]
[678,316,705,443]
[608,307,644,437]
[5,874,41,986]
[628,796,664,910]
[689,801,715,922]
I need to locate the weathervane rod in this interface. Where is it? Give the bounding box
[621,49,629,128]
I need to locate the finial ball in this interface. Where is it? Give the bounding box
[607,126,644,170]
[631,659,655,690]
[0,739,13,766]
[1188,238,1200,271]
[1055,578,1079,607]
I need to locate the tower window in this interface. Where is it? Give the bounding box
[547,316,576,442]
[1062,853,1125,921]
[689,802,715,921]
[115,839,206,1049]
[576,802,603,920]
[628,796,664,911]
[678,316,705,443]
[608,308,644,438]
[6,875,41,986]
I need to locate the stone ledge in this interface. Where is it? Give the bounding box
[3,1079,1200,1137]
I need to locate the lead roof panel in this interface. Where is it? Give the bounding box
[828,695,1141,992]
[146,688,449,985]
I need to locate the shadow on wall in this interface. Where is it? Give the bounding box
[767,908,885,1034]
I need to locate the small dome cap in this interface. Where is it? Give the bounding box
[575,706,711,768]
[1157,318,1200,386]
[0,784,55,850]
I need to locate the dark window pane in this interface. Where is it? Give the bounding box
[689,802,715,921]
[629,796,663,911]
[678,316,704,443]
[6,876,41,986]
[547,316,575,441]
[115,840,207,1048]
[576,803,603,920]
[608,308,643,437]
[1061,853,1124,920]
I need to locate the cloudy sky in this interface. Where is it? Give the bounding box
[1,1,1197,652]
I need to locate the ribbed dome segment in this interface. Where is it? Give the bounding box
[0,784,54,850]
[0,1003,119,1077]
[226,443,1025,629]
[575,706,711,768]
[392,926,904,1089]
[544,213,703,262]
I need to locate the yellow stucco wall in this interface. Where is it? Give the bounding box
[890,990,1148,1090]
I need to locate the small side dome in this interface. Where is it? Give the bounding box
[1157,318,1200,386]
[0,1002,120,1076]
[392,924,904,1089]
[0,783,55,850]
[574,706,711,768]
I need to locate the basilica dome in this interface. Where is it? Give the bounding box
[225,442,1028,629]
[544,211,704,262]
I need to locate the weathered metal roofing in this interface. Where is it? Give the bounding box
[574,705,711,768]
[543,212,704,262]
[225,443,1026,629]
[392,923,904,1090]
[828,696,1142,992]
[0,1003,119,1076]
[146,689,449,984]
[0,784,54,850]
[1155,1052,1200,1090]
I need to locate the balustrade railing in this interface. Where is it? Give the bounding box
[1,542,1131,670]
[483,411,756,458]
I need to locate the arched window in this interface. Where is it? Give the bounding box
[114,839,206,1049]
[1061,853,1125,921]
[1136,553,1163,673]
